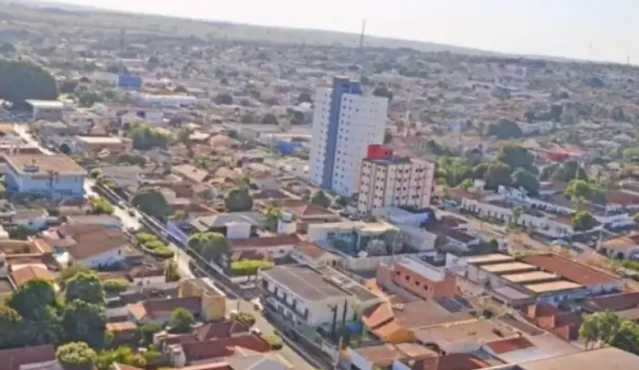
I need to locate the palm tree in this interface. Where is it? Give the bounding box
[46,170,59,198]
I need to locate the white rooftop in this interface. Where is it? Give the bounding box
[26,100,64,109]
[396,256,446,282]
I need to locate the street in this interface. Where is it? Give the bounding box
[14,123,326,370]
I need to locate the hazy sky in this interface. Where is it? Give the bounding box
[47,0,638,63]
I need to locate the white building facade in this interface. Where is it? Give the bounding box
[358,156,435,214]
[309,77,388,196]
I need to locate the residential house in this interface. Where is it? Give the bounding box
[599,233,639,259]
[515,347,639,370]
[9,265,57,288]
[391,353,493,370]
[270,199,341,232]
[3,154,87,199]
[66,215,122,229]
[26,100,64,121]
[0,345,57,370]
[74,136,133,157]
[190,212,264,239]
[128,296,203,324]
[580,291,639,321]
[42,224,128,268]
[12,208,49,230]
[172,164,212,185]
[291,241,342,267]
[227,234,301,261]
[346,343,438,370]
[412,319,519,354]
[361,300,475,344]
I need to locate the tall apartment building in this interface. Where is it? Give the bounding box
[357,145,435,214]
[309,77,388,197]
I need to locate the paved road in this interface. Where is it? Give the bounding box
[15,124,323,369]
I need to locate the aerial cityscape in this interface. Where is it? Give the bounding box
[0,2,639,370]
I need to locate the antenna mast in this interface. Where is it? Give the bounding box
[359,19,366,49]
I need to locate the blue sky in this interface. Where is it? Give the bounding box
[48,0,638,63]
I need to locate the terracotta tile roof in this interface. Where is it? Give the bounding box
[582,291,639,312]
[192,320,250,341]
[486,337,535,354]
[431,354,491,370]
[521,254,619,286]
[270,199,336,218]
[294,242,330,259]
[66,232,128,260]
[229,235,301,250]
[128,297,201,321]
[603,233,639,251]
[181,335,270,363]
[9,265,56,287]
[0,345,55,370]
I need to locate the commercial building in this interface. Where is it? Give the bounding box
[358,145,435,214]
[377,256,457,300]
[74,136,133,157]
[3,154,87,198]
[259,264,381,328]
[309,76,388,196]
[26,100,65,121]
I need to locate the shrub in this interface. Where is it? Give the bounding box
[152,247,175,259]
[262,333,283,350]
[137,233,158,243]
[230,260,274,276]
[234,311,256,327]
[103,279,129,294]
[144,240,166,250]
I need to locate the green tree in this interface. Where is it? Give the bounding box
[298,92,312,104]
[65,272,105,304]
[384,130,393,144]
[103,280,129,294]
[0,60,58,105]
[234,311,256,326]
[137,322,163,345]
[188,232,229,261]
[262,206,283,232]
[96,347,146,370]
[56,342,97,370]
[8,279,56,321]
[564,179,605,204]
[483,162,512,191]
[164,260,181,282]
[437,157,472,187]
[511,168,540,195]
[132,187,169,220]
[486,118,522,139]
[225,187,253,212]
[372,85,394,102]
[261,113,278,125]
[580,311,622,349]
[512,206,524,226]
[310,190,331,208]
[60,265,92,287]
[76,91,104,108]
[0,42,16,54]
[89,197,114,215]
[610,320,639,355]
[0,305,25,349]
[214,93,234,105]
[497,145,536,172]
[62,300,106,349]
[572,211,598,232]
[230,260,274,276]
[168,308,195,333]
[117,153,147,166]
[59,143,72,155]
[127,124,170,151]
